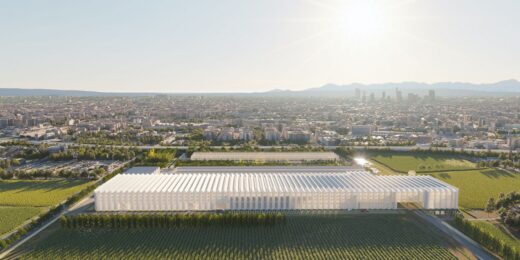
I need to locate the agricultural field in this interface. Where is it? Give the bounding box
[0,207,43,236]
[0,179,92,207]
[429,169,520,209]
[365,152,519,209]
[471,220,520,252]
[0,180,92,236]
[10,214,456,259]
[369,153,477,173]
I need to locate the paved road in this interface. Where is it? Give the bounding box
[414,211,496,260]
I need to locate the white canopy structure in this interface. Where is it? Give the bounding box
[124,166,160,175]
[190,152,340,162]
[95,167,458,212]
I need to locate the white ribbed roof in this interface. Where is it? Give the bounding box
[96,167,457,194]
[190,152,340,161]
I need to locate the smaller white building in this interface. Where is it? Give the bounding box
[190,152,340,162]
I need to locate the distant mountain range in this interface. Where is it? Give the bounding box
[263,79,520,97]
[1,79,519,97]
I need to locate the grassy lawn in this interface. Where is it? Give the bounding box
[470,220,520,252]
[429,169,520,209]
[0,179,92,207]
[369,153,477,173]
[0,179,92,237]
[0,207,44,236]
[364,152,519,209]
[10,214,456,259]
[367,159,399,175]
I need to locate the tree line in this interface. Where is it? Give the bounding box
[49,146,137,161]
[1,167,106,180]
[187,145,327,156]
[177,160,346,167]
[75,131,163,146]
[453,214,519,259]
[61,212,287,229]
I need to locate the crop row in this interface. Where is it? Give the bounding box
[61,212,287,229]
[0,180,92,207]
[18,214,455,259]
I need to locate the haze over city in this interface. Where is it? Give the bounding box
[1,1,520,259]
[1,0,519,92]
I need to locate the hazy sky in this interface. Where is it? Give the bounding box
[1,0,519,93]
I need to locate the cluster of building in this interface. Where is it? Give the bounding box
[1,94,520,150]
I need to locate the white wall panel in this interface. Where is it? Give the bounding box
[94,168,459,211]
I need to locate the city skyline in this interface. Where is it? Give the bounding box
[1,0,520,92]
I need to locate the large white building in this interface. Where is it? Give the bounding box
[95,167,458,212]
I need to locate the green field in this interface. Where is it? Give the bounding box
[0,207,44,236]
[429,169,520,209]
[0,179,92,207]
[0,180,92,236]
[370,153,477,173]
[471,220,520,252]
[11,214,456,259]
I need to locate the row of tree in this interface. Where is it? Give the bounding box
[12,145,49,160]
[453,215,520,259]
[49,146,137,161]
[0,158,20,169]
[366,146,517,159]
[1,167,106,180]
[75,131,163,146]
[61,212,287,229]
[187,145,327,155]
[341,140,416,146]
[177,160,344,167]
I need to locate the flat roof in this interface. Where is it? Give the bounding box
[190,152,340,161]
[96,167,457,194]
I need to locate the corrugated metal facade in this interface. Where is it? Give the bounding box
[95,167,458,211]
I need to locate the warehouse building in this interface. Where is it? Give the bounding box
[190,152,340,162]
[95,167,458,211]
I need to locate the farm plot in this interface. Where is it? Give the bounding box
[0,179,92,236]
[429,169,520,209]
[370,153,477,173]
[12,214,456,259]
[0,179,92,207]
[0,207,43,236]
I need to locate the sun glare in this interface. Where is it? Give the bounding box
[337,1,387,40]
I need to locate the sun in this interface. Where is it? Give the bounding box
[337,1,387,39]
